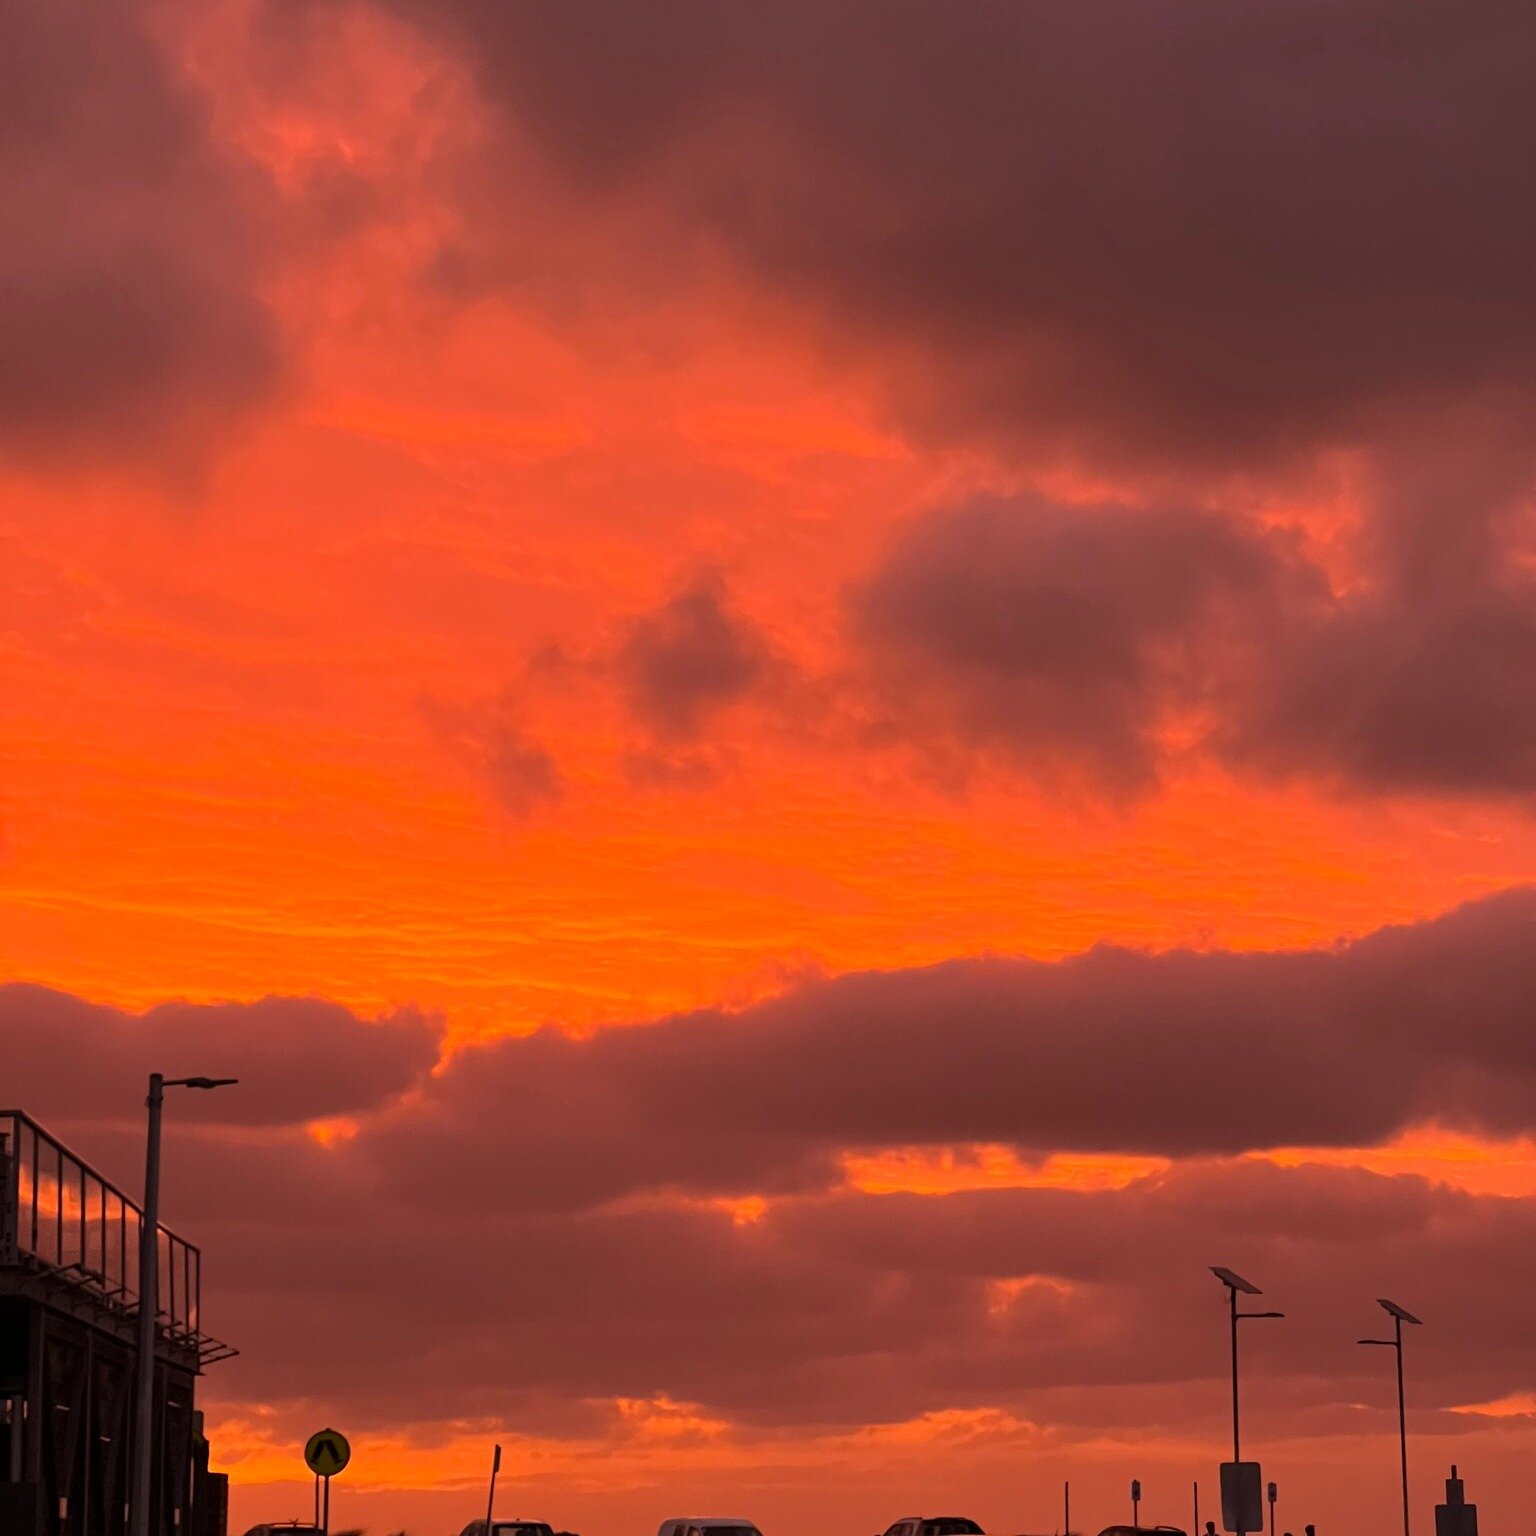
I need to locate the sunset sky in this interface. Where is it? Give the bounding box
[7,2,1536,1533]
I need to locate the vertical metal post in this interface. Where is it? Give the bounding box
[129,1073,164,1536]
[322,1473,331,1535]
[1360,1299,1420,1536]
[1395,1314,1409,1536]
[0,1124,14,1264]
[1193,1481,1200,1536]
[1231,1285,1242,1465]
[485,1442,502,1535]
[1064,1480,1070,1536]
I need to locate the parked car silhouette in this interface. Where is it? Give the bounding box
[657,1518,764,1536]
[241,1524,322,1536]
[878,1517,985,1536]
[1096,1526,1188,1536]
[459,1523,559,1536]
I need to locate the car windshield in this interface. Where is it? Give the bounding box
[925,1522,983,1535]
[495,1527,554,1536]
[703,1526,760,1536]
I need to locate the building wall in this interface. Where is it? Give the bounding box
[0,1294,212,1536]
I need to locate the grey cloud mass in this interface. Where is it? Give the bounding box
[0,0,280,471]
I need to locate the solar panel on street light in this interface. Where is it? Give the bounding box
[1378,1298,1423,1325]
[1211,1266,1263,1295]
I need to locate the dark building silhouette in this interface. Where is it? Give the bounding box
[0,1111,233,1535]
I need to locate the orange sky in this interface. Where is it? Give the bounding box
[7,3,1536,1534]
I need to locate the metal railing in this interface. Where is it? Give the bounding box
[0,1110,232,1363]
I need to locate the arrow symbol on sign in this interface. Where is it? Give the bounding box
[305,1427,352,1479]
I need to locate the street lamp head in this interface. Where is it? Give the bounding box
[1378,1298,1423,1325]
[1211,1266,1262,1295]
[1247,1310,1285,1320]
[169,1076,239,1091]
[1359,1338,1396,1347]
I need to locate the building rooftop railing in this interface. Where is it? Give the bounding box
[0,1108,235,1367]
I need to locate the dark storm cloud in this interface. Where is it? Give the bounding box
[381,0,1536,468]
[0,0,279,470]
[359,0,1536,805]
[844,476,1536,800]
[16,900,1536,1431]
[0,983,439,1126]
[851,496,1309,791]
[12,891,1535,1211]
[617,579,769,741]
[355,1022,841,1217]
[1228,450,1536,796]
[315,887,1536,1222]
[201,1157,1536,1431]
[1234,578,1536,795]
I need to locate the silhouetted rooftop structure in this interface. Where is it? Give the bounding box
[0,1109,232,1534]
[0,1110,234,1368]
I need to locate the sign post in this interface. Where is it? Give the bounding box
[1132,1479,1142,1529]
[485,1443,503,1535]
[304,1428,351,1536]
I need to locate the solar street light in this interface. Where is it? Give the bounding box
[1210,1259,1284,1536]
[1211,1266,1263,1295]
[1359,1298,1423,1536]
[1210,1266,1285,1535]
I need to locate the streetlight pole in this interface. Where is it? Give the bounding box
[1210,1268,1284,1536]
[1210,1271,1284,1474]
[1230,1281,1241,1462]
[129,1074,236,1536]
[1359,1298,1422,1536]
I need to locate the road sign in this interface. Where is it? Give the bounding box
[1221,1461,1263,1534]
[305,1428,351,1478]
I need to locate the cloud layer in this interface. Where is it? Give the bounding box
[385,0,1536,468]
[0,984,439,1127]
[9,891,1536,1440]
[852,496,1310,792]
[1,0,280,472]
[347,885,1536,1214]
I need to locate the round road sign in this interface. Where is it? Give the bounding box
[304,1427,351,1478]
